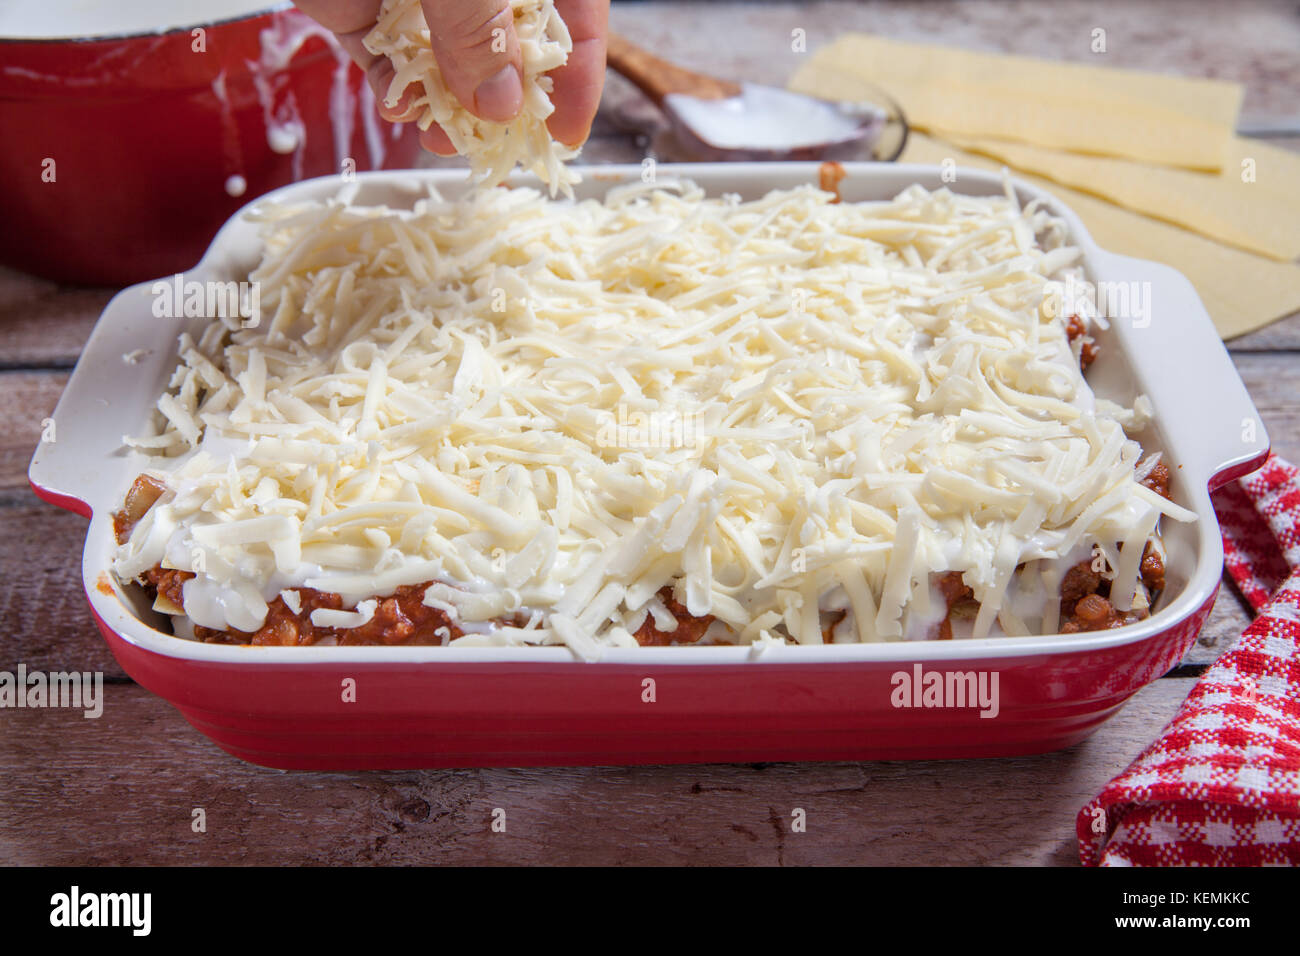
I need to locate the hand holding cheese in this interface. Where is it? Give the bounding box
[294,0,608,184]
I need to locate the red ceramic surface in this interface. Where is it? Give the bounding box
[87,589,1217,769]
[0,4,421,285]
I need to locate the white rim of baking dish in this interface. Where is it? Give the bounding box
[31,162,1270,665]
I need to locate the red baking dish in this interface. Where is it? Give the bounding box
[0,1,420,286]
[28,163,1270,769]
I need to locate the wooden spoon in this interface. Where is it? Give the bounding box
[604,32,893,162]
[606,32,741,107]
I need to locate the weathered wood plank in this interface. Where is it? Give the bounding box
[1227,315,1300,352]
[1233,352,1300,464]
[1192,583,1254,666]
[0,268,110,368]
[0,502,124,678]
[0,372,66,492]
[0,676,1194,866]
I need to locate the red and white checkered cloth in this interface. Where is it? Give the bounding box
[1078,454,1300,865]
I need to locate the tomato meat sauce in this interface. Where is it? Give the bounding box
[112,476,708,647]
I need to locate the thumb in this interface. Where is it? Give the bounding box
[421,0,524,123]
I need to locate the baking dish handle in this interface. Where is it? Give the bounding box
[28,280,164,518]
[1092,250,1270,493]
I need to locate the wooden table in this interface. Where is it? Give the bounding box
[2,0,1297,866]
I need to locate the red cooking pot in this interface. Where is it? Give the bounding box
[0,1,422,285]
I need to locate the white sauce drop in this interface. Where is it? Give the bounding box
[249,12,377,176]
[224,174,247,197]
[266,125,300,154]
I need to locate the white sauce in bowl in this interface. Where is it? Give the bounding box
[665,83,883,151]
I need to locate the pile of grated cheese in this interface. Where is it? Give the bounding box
[115,178,1195,657]
[364,0,581,197]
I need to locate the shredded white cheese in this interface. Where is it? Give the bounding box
[311,599,378,630]
[115,178,1194,651]
[363,0,580,196]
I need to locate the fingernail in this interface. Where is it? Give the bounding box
[473,65,523,123]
